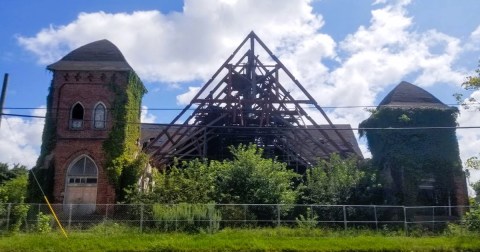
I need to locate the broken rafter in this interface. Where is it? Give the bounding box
[145,31,360,170]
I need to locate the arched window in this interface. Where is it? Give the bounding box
[70,102,84,129]
[67,155,98,184]
[93,103,106,129]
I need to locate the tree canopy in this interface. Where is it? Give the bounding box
[300,153,366,205]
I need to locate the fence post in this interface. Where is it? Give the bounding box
[68,204,72,231]
[244,204,247,226]
[37,204,41,228]
[343,205,347,231]
[208,204,213,233]
[105,204,109,221]
[277,204,281,227]
[175,205,178,232]
[6,203,11,231]
[403,207,408,236]
[140,204,144,233]
[310,205,314,227]
[432,207,435,232]
[373,205,378,231]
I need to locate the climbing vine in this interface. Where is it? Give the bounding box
[27,82,56,203]
[359,107,463,205]
[103,72,147,200]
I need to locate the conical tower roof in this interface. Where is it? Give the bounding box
[47,39,133,71]
[378,81,449,109]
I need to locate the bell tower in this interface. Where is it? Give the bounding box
[31,40,145,211]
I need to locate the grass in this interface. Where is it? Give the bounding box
[0,227,479,251]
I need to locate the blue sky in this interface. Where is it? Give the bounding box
[1,0,480,184]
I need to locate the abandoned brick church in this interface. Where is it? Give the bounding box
[31,33,468,211]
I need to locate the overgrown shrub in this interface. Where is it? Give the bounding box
[10,201,29,233]
[295,208,318,229]
[301,153,364,205]
[152,203,221,233]
[89,221,134,235]
[35,212,52,233]
[464,206,480,232]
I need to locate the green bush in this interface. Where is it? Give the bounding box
[152,203,221,233]
[89,221,135,235]
[444,223,466,236]
[464,206,480,232]
[295,208,318,229]
[35,212,52,234]
[11,201,29,233]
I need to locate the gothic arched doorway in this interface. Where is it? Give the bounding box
[64,155,98,214]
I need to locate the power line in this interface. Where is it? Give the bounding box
[1,113,45,119]
[2,113,478,131]
[4,103,479,111]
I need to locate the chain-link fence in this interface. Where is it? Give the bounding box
[0,203,475,234]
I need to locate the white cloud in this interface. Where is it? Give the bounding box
[15,0,480,178]
[457,91,480,184]
[0,108,45,168]
[140,106,157,123]
[311,0,466,131]
[464,25,480,51]
[18,0,325,84]
[176,86,200,106]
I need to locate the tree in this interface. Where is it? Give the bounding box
[124,144,300,206]
[454,61,480,106]
[146,159,218,204]
[0,174,28,203]
[212,144,300,205]
[300,153,365,205]
[0,173,30,232]
[462,62,480,90]
[0,163,28,185]
[457,62,480,202]
[472,181,480,203]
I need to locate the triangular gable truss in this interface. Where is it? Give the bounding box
[146,32,357,170]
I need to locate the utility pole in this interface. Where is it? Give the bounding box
[0,73,9,127]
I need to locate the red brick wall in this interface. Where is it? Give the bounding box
[453,173,469,207]
[50,71,130,204]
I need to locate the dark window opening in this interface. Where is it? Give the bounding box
[71,103,84,128]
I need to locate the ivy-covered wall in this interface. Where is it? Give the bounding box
[27,83,56,203]
[103,72,147,200]
[359,107,463,206]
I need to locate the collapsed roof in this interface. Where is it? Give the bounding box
[143,32,362,171]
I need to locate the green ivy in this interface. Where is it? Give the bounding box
[27,83,56,203]
[359,107,463,205]
[103,72,147,201]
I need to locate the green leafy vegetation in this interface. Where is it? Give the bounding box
[300,153,364,205]
[27,84,56,203]
[34,212,52,234]
[295,208,319,229]
[152,203,221,233]
[463,204,480,232]
[359,107,462,205]
[0,169,30,232]
[213,144,299,205]
[126,144,301,206]
[454,60,480,105]
[103,72,147,201]
[0,164,27,185]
